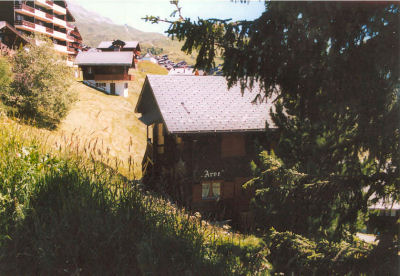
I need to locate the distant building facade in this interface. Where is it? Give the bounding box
[0,0,83,63]
[135,75,276,224]
[75,51,135,97]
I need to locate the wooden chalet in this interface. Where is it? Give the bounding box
[135,75,276,224]
[74,51,134,97]
[0,21,29,55]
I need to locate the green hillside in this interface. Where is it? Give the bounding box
[67,1,198,64]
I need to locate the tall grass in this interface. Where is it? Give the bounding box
[0,115,270,275]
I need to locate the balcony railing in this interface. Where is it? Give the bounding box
[53,30,67,40]
[53,43,67,53]
[67,34,74,41]
[67,23,74,29]
[14,3,35,14]
[94,74,133,81]
[46,27,53,34]
[52,2,66,14]
[15,20,35,30]
[45,12,53,19]
[53,16,66,27]
[46,0,53,6]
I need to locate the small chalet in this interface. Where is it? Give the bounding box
[135,75,276,223]
[97,40,140,60]
[0,21,28,56]
[74,51,134,97]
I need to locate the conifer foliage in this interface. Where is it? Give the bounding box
[147,1,400,239]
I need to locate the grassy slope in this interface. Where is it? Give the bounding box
[0,61,167,178]
[0,114,267,275]
[58,61,167,178]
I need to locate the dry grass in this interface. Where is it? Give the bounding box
[57,81,146,177]
[57,61,168,177]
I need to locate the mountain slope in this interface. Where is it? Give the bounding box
[67,1,197,64]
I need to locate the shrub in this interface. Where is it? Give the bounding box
[265,228,373,275]
[0,56,12,92]
[5,37,75,128]
[0,56,12,112]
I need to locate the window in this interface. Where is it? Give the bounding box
[96,83,106,89]
[202,182,221,199]
[124,83,128,89]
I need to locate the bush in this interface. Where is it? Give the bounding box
[265,228,374,275]
[0,56,12,92]
[4,37,75,128]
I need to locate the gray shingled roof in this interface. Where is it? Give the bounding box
[136,75,276,134]
[97,41,139,49]
[74,51,133,66]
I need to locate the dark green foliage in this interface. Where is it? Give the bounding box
[149,1,400,240]
[265,228,373,275]
[0,56,12,93]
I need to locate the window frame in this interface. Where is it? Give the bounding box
[201,181,221,200]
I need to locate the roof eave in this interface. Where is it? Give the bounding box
[75,63,132,66]
[168,127,277,135]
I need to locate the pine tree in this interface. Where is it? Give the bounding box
[146,1,399,239]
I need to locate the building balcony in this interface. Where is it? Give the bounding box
[34,23,48,35]
[67,47,76,54]
[53,2,66,15]
[53,43,67,53]
[14,3,35,17]
[46,27,53,34]
[66,34,74,42]
[35,0,53,9]
[15,19,36,32]
[53,30,67,40]
[15,4,56,25]
[34,8,53,23]
[94,74,133,81]
[66,22,74,31]
[53,16,66,28]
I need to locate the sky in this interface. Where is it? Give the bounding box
[70,0,266,34]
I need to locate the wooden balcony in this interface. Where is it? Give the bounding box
[67,47,77,54]
[15,20,35,30]
[94,74,133,81]
[14,3,35,14]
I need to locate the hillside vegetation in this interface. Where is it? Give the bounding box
[0,114,269,275]
[1,54,167,178]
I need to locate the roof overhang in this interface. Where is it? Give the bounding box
[75,63,131,66]
[138,111,161,126]
[0,21,29,44]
